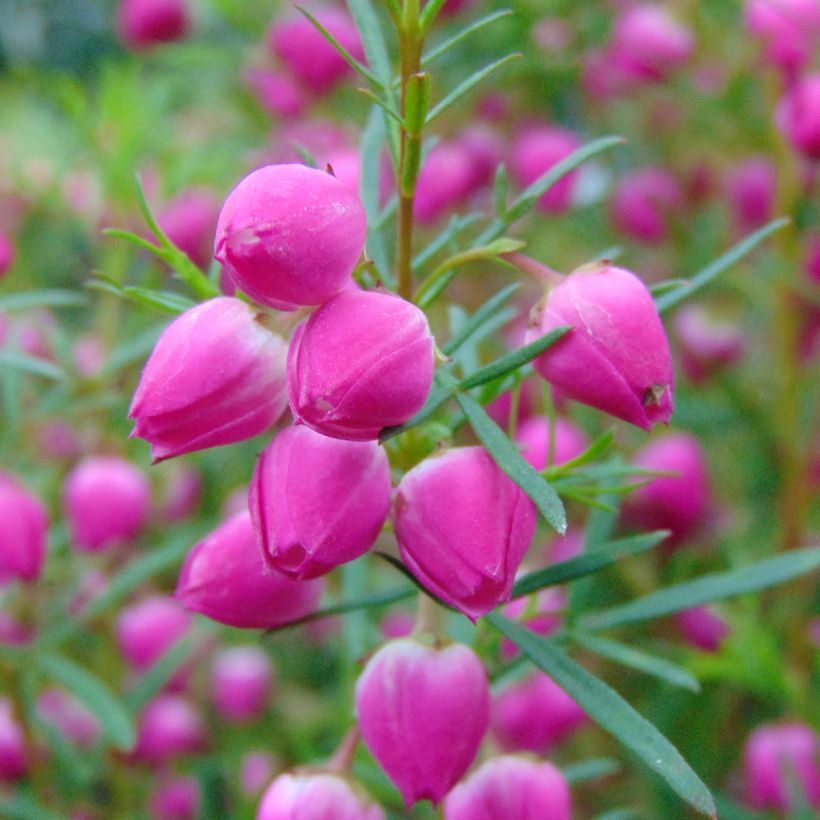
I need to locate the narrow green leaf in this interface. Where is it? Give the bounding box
[379,381,455,441]
[456,392,566,533]
[575,633,700,691]
[594,810,639,820]
[561,758,621,785]
[419,0,448,30]
[444,283,520,355]
[712,794,765,820]
[460,326,570,389]
[486,614,716,818]
[546,430,615,476]
[293,143,318,168]
[493,163,508,218]
[38,653,136,751]
[512,531,670,598]
[103,227,164,256]
[655,218,789,314]
[0,351,64,380]
[422,9,514,64]
[582,546,820,632]
[122,287,196,314]
[0,289,86,312]
[413,213,482,270]
[125,637,199,715]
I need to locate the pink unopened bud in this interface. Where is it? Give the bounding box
[413,142,478,225]
[129,298,289,462]
[288,290,434,441]
[149,775,201,820]
[133,695,207,764]
[515,416,588,470]
[0,473,48,585]
[355,638,490,806]
[444,756,572,820]
[116,0,190,51]
[674,606,730,653]
[267,8,364,95]
[0,231,15,278]
[176,512,323,629]
[117,595,192,673]
[214,164,367,310]
[257,772,384,820]
[394,447,536,621]
[210,646,274,723]
[157,188,220,270]
[625,432,710,547]
[250,425,390,579]
[492,672,586,754]
[777,73,820,159]
[525,262,674,430]
[0,697,27,782]
[509,125,581,213]
[609,168,684,244]
[63,456,150,552]
[744,722,820,812]
[610,4,694,84]
[36,688,100,748]
[245,69,306,118]
[725,156,777,233]
[745,0,820,74]
[674,305,746,383]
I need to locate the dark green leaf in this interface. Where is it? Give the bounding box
[456,392,566,533]
[443,283,520,355]
[486,614,716,818]
[581,546,820,631]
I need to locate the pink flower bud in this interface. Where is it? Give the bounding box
[36,689,100,747]
[355,638,490,806]
[287,290,434,440]
[413,142,478,225]
[777,73,820,159]
[0,231,15,278]
[609,168,684,244]
[249,425,390,579]
[725,156,777,233]
[210,646,274,723]
[674,305,746,383]
[515,416,588,470]
[133,695,207,764]
[157,188,220,270]
[745,0,820,74]
[63,456,150,551]
[72,334,106,378]
[257,772,384,820]
[674,606,730,653]
[525,262,674,430]
[394,447,536,621]
[492,672,586,754]
[509,125,581,213]
[241,751,277,797]
[444,756,572,820]
[245,69,306,118]
[116,0,190,51]
[0,697,27,782]
[176,512,323,629]
[744,722,820,812]
[116,595,192,673]
[214,164,367,310]
[610,4,694,84]
[379,609,414,640]
[625,432,710,546]
[149,775,201,820]
[129,298,289,462]
[0,473,48,585]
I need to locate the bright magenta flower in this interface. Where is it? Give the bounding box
[0,473,48,584]
[257,773,385,820]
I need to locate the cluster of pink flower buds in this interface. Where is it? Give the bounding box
[745,0,820,76]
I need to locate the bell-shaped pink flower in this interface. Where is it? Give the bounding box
[609,167,684,244]
[176,512,323,629]
[492,672,587,754]
[214,164,367,311]
[0,697,27,782]
[674,606,730,653]
[355,638,490,806]
[157,188,220,270]
[0,473,48,584]
[63,456,150,551]
[133,695,207,764]
[149,775,201,820]
[777,73,820,159]
[116,0,190,51]
[267,8,364,95]
[257,772,385,820]
[287,290,434,441]
[0,231,15,278]
[674,305,746,383]
[508,124,581,213]
[624,432,710,547]
[725,156,776,233]
[210,646,274,724]
[444,756,571,820]
[525,262,674,430]
[515,416,588,471]
[116,595,192,673]
[249,425,391,579]
[743,722,820,812]
[130,297,289,462]
[394,447,536,621]
[745,0,820,75]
